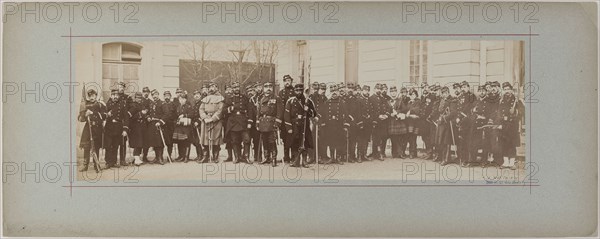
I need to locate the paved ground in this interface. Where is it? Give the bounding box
[76,146,527,184]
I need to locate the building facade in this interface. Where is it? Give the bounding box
[275,40,525,93]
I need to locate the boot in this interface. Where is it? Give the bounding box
[183,146,189,163]
[194,146,202,161]
[225,148,233,162]
[212,148,220,163]
[260,149,272,164]
[156,148,165,165]
[175,144,183,162]
[243,143,251,164]
[233,146,241,164]
[79,158,89,172]
[271,150,278,167]
[301,153,309,168]
[357,153,363,163]
[284,147,291,163]
[199,148,210,163]
[290,151,300,167]
[142,148,149,162]
[336,155,344,165]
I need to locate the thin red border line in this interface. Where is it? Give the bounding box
[60,33,539,38]
[62,184,540,188]
[529,25,533,194]
[69,27,73,197]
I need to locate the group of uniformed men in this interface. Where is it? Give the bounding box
[78,75,523,172]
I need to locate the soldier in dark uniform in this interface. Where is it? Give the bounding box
[222,84,235,162]
[190,90,204,161]
[278,75,296,163]
[369,83,391,161]
[134,87,150,162]
[224,82,255,164]
[128,92,146,166]
[499,82,523,170]
[379,84,392,158]
[161,91,177,160]
[249,83,263,163]
[105,86,130,168]
[284,83,317,168]
[483,81,502,167]
[343,83,361,163]
[308,81,327,163]
[456,81,476,167]
[172,93,195,163]
[419,84,434,159]
[144,90,167,165]
[426,85,442,160]
[78,89,106,172]
[467,85,488,167]
[257,82,283,166]
[356,85,372,163]
[435,86,459,166]
[321,84,348,165]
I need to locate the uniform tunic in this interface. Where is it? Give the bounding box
[321,97,348,154]
[199,93,225,145]
[284,95,317,149]
[224,93,255,133]
[78,100,106,149]
[173,100,194,141]
[143,99,166,148]
[499,93,522,150]
[127,100,146,148]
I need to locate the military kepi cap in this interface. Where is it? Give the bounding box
[294,83,304,91]
[86,89,97,96]
[502,82,513,89]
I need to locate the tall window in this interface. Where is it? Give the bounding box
[102,43,142,99]
[409,40,428,84]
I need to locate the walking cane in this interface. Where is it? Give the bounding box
[208,124,214,163]
[315,122,319,167]
[257,133,263,164]
[118,135,124,167]
[195,126,205,151]
[449,120,458,165]
[345,129,349,163]
[86,116,102,172]
[158,125,173,163]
